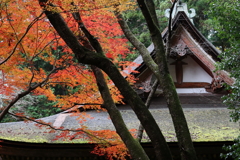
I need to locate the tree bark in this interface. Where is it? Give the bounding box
[137,0,197,159]
[92,66,150,160]
[116,1,197,159]
[137,79,159,142]
[38,1,173,159]
[73,10,150,159]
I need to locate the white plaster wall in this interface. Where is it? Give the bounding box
[168,56,212,83]
[168,56,212,93]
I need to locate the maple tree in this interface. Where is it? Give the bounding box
[0,0,198,159]
[0,0,150,159]
[0,0,130,112]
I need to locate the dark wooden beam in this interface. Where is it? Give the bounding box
[0,139,234,160]
[171,59,188,84]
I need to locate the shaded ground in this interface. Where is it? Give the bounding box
[0,94,239,143]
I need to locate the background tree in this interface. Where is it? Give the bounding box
[122,0,171,61]
[206,0,240,159]
[207,0,240,124]
[122,0,171,47]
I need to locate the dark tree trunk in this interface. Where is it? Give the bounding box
[116,0,197,159]
[70,8,151,159]
[92,66,150,160]
[137,79,159,142]
[137,0,197,159]
[38,1,173,159]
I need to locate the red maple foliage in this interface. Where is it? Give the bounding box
[0,0,138,159]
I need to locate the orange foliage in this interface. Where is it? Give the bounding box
[91,129,137,160]
[52,128,137,160]
[92,143,130,160]
[0,0,138,159]
[0,0,136,105]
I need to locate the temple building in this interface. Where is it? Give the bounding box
[133,0,233,97]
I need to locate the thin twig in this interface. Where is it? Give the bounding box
[0,12,44,65]
[7,111,110,144]
[5,6,27,56]
[166,0,178,56]
[0,66,59,121]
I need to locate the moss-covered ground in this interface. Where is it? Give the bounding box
[0,107,238,143]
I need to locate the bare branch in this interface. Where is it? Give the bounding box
[7,111,110,144]
[0,66,59,122]
[115,12,159,74]
[5,7,27,55]
[166,0,178,55]
[71,2,104,54]
[137,79,159,142]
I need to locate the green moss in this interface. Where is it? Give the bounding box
[191,127,239,142]
[0,135,49,143]
[0,108,238,144]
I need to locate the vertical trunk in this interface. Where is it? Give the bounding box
[117,2,197,158]
[92,66,150,160]
[97,59,173,160]
[137,79,159,142]
[137,0,197,159]
[74,9,150,158]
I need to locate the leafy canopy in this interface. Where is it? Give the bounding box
[0,0,140,159]
[0,0,137,110]
[207,0,240,122]
[207,1,240,159]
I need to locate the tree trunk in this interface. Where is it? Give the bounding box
[92,66,150,160]
[38,1,173,159]
[137,0,197,159]
[116,0,197,159]
[137,79,159,142]
[73,10,150,158]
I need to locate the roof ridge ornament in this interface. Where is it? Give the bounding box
[165,0,196,24]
